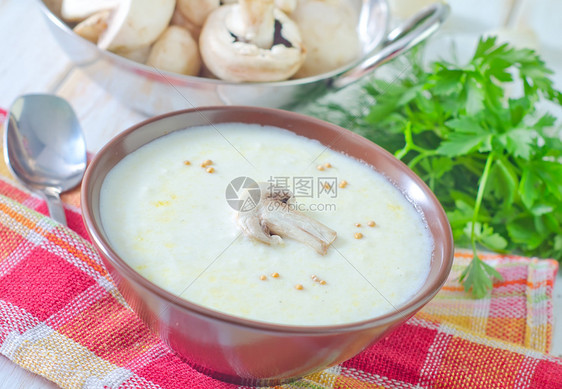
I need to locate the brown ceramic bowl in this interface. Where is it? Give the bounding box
[81,106,454,386]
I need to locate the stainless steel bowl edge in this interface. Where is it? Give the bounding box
[38,0,448,115]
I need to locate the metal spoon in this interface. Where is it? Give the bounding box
[3,94,87,226]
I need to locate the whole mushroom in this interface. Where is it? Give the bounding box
[199,0,306,82]
[292,0,361,78]
[72,9,152,64]
[97,0,176,52]
[146,25,202,76]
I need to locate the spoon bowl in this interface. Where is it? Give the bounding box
[3,94,87,225]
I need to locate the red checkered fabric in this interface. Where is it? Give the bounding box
[1,174,561,388]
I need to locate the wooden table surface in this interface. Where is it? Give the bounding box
[0,0,561,387]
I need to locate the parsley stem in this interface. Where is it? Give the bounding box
[408,150,437,170]
[394,122,412,160]
[471,152,495,253]
[395,122,437,170]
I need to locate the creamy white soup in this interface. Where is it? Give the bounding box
[100,123,433,326]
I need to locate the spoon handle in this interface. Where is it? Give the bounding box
[43,187,67,226]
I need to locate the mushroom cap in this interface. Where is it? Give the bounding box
[97,0,175,52]
[199,5,306,82]
[146,25,202,76]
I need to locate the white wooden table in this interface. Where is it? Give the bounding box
[0,0,561,387]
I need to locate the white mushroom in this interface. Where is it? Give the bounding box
[97,0,176,52]
[176,0,220,28]
[199,0,306,82]
[291,0,361,78]
[236,183,337,255]
[146,26,202,76]
[61,0,118,22]
[73,10,110,43]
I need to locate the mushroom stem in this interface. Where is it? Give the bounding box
[226,0,275,49]
[236,183,337,255]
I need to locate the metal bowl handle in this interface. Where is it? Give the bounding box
[331,2,450,90]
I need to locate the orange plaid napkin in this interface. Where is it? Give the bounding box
[1,112,562,388]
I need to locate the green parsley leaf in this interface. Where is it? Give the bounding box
[459,253,503,298]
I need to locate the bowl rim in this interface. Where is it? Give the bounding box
[81,105,454,334]
[37,0,390,88]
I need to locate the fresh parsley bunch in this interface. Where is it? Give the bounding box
[313,36,562,297]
